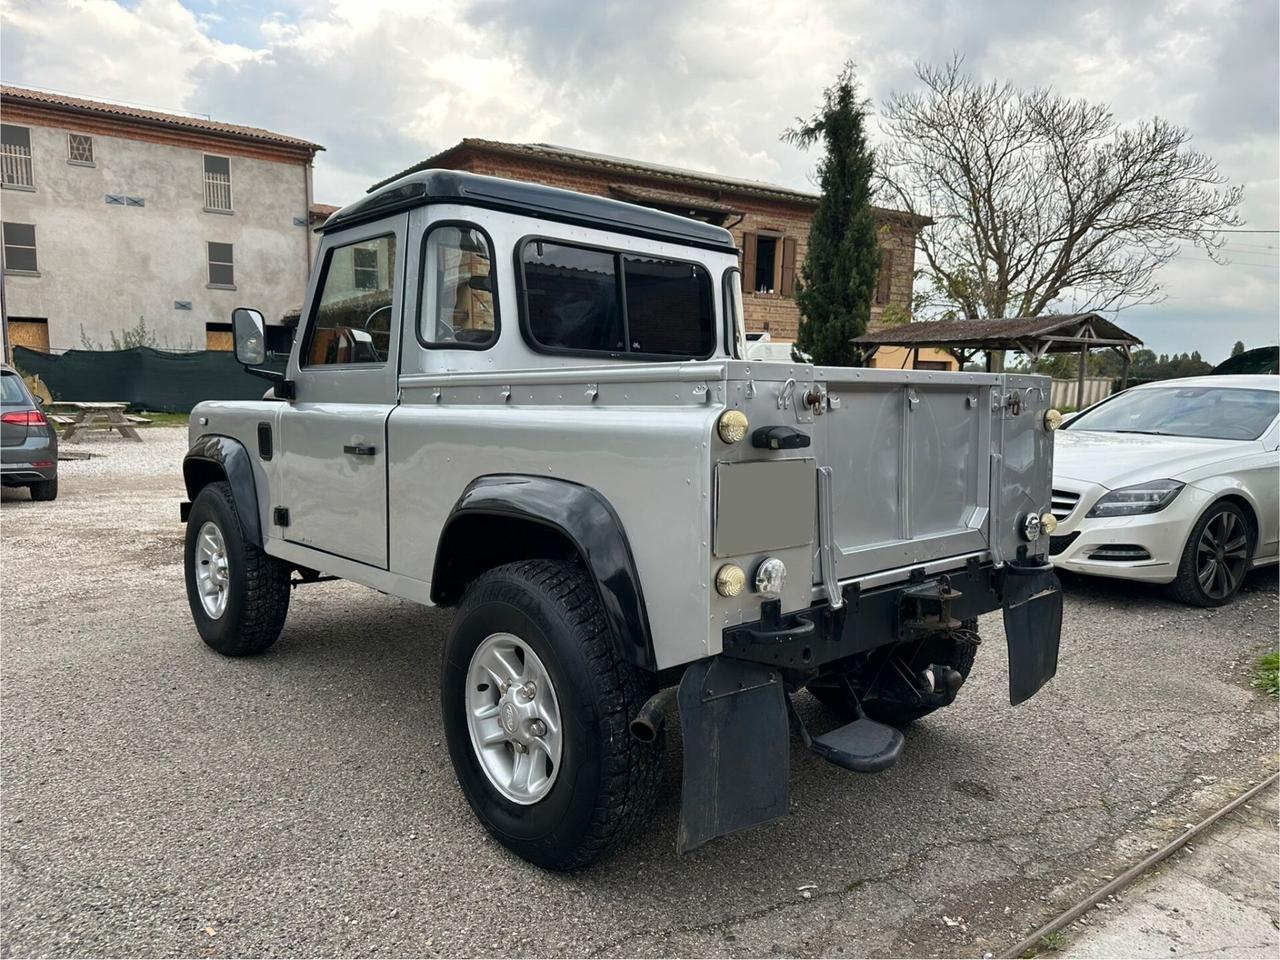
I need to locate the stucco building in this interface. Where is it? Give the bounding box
[374,139,952,369]
[0,86,323,357]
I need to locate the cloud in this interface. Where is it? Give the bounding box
[1,0,1275,356]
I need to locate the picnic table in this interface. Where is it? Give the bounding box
[45,402,151,442]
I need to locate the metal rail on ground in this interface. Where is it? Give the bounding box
[1001,770,1280,959]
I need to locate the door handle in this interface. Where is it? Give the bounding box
[343,444,377,456]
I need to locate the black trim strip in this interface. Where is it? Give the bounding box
[432,474,657,671]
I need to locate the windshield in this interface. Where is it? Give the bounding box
[1066,385,1279,441]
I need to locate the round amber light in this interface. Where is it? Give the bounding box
[1040,512,1059,535]
[1043,408,1064,432]
[717,409,749,444]
[715,563,747,597]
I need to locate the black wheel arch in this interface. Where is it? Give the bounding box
[183,435,263,548]
[432,475,657,672]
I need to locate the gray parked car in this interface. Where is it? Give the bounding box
[180,170,1064,869]
[1,363,57,501]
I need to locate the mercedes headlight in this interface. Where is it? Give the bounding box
[1086,479,1185,518]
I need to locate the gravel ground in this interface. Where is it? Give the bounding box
[2,428,1277,958]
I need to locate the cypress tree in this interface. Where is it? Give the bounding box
[785,64,881,367]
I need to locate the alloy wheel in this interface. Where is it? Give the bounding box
[465,632,564,805]
[194,520,231,619]
[1195,509,1248,601]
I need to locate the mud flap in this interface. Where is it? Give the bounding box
[677,658,789,854]
[1002,562,1063,705]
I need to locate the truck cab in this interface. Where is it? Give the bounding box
[180,169,1064,868]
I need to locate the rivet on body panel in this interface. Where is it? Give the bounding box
[585,383,598,401]
[197,416,208,425]
[500,386,511,402]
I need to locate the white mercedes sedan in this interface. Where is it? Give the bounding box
[1048,375,1279,606]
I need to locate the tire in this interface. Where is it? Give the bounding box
[441,559,662,870]
[184,480,290,656]
[1165,501,1252,607]
[29,478,57,501]
[808,619,980,727]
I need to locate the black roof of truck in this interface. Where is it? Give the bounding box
[322,169,738,253]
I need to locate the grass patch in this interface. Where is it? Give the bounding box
[135,411,190,428]
[1254,651,1279,699]
[1037,929,1066,952]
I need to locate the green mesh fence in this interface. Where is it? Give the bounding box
[11,346,287,413]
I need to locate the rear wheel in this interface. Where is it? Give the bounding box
[808,619,980,726]
[441,559,662,870]
[29,478,57,501]
[1166,501,1252,607]
[184,481,290,656]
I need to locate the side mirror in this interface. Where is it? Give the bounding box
[232,307,267,366]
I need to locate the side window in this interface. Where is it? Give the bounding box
[522,242,624,353]
[419,224,497,348]
[623,255,713,356]
[520,240,713,358]
[303,235,397,366]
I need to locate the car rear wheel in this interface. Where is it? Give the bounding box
[1166,501,1252,607]
[441,559,662,870]
[29,478,57,501]
[184,480,290,655]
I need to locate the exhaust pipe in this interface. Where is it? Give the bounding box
[630,687,676,743]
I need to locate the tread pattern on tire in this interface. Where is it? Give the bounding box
[464,559,662,868]
[192,481,290,656]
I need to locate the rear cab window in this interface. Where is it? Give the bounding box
[1,372,30,404]
[519,239,715,359]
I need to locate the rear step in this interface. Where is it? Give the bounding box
[788,693,904,773]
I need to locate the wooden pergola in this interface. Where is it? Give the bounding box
[853,313,1143,409]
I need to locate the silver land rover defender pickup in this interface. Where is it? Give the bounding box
[180,170,1064,869]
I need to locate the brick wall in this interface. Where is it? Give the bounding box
[441,151,920,344]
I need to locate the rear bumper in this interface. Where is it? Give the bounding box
[1,435,58,484]
[723,558,1006,670]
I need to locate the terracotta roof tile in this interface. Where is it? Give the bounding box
[372,139,930,225]
[0,85,323,152]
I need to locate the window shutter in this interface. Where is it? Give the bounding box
[741,232,757,294]
[875,250,894,305]
[781,236,797,296]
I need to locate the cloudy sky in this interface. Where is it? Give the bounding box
[2,0,1276,360]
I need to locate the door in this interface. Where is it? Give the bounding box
[276,215,406,568]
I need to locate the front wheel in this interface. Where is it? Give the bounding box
[184,481,290,656]
[1166,501,1252,607]
[441,559,662,870]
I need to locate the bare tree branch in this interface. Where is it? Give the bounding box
[877,56,1243,320]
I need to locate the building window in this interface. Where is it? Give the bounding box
[2,222,39,273]
[741,231,797,297]
[7,318,49,352]
[875,250,894,305]
[353,246,380,290]
[1,124,34,188]
[203,155,232,211]
[67,134,94,165]
[207,242,234,287]
[205,323,234,351]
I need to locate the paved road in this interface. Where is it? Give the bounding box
[2,429,1276,958]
